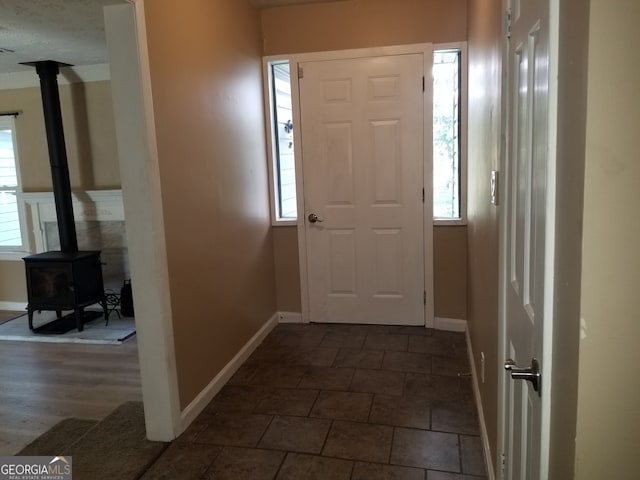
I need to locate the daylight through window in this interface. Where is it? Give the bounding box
[433,49,462,220]
[270,61,297,221]
[0,116,24,249]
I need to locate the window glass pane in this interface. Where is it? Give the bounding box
[433,50,461,219]
[0,129,18,187]
[0,190,21,247]
[271,62,297,220]
[0,121,23,247]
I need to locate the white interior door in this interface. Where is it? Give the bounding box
[299,54,425,325]
[502,0,551,478]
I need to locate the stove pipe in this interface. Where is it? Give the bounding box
[28,60,78,253]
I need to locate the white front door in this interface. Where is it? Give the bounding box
[299,54,426,325]
[502,0,552,478]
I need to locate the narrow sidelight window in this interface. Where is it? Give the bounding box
[433,49,464,222]
[267,60,297,222]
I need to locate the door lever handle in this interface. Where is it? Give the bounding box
[308,213,324,223]
[504,358,541,393]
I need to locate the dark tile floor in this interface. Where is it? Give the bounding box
[141,323,487,480]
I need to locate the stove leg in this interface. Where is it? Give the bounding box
[28,308,34,331]
[75,308,84,332]
[101,296,109,326]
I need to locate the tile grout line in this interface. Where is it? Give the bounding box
[193,444,225,480]
[457,433,464,475]
[429,397,433,431]
[317,418,334,458]
[254,414,276,449]
[388,425,397,465]
[366,391,375,424]
[305,389,322,418]
[271,448,289,480]
[347,459,356,480]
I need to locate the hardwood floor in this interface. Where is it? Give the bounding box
[0,310,23,324]
[0,335,141,455]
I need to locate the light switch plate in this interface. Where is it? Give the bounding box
[490,170,499,205]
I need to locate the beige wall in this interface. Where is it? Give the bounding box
[466,0,502,467]
[0,81,120,191]
[574,1,640,478]
[0,79,121,304]
[143,0,276,409]
[263,0,469,319]
[0,261,27,304]
[434,226,467,319]
[273,226,301,313]
[261,0,468,55]
[274,226,467,318]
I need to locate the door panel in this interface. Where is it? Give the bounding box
[504,0,550,478]
[324,123,354,203]
[300,54,425,325]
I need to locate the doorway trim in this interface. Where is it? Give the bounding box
[284,43,435,328]
[104,1,182,441]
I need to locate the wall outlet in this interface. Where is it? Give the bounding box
[480,351,485,383]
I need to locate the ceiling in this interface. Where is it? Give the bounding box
[0,0,114,74]
[0,0,346,75]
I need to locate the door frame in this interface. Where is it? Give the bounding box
[497,0,559,477]
[285,43,435,328]
[104,1,181,440]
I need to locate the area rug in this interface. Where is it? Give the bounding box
[17,418,99,456]
[17,402,168,480]
[0,310,136,345]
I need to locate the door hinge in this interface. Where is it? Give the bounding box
[422,75,425,92]
[500,453,507,480]
[298,65,304,79]
[422,188,425,203]
[505,8,512,39]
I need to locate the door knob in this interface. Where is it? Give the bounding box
[308,213,324,223]
[504,357,541,393]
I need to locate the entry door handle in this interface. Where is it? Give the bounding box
[504,357,541,393]
[308,213,324,223]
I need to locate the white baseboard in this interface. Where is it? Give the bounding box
[466,328,496,480]
[277,312,303,323]
[435,317,467,332]
[0,301,27,311]
[178,312,279,433]
[277,313,461,329]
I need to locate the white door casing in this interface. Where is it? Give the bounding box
[299,53,426,325]
[500,0,553,478]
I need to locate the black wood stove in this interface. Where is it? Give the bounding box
[24,251,108,331]
[22,60,107,332]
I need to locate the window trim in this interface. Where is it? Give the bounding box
[263,56,298,227]
[263,45,468,227]
[0,115,29,257]
[433,42,468,226]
